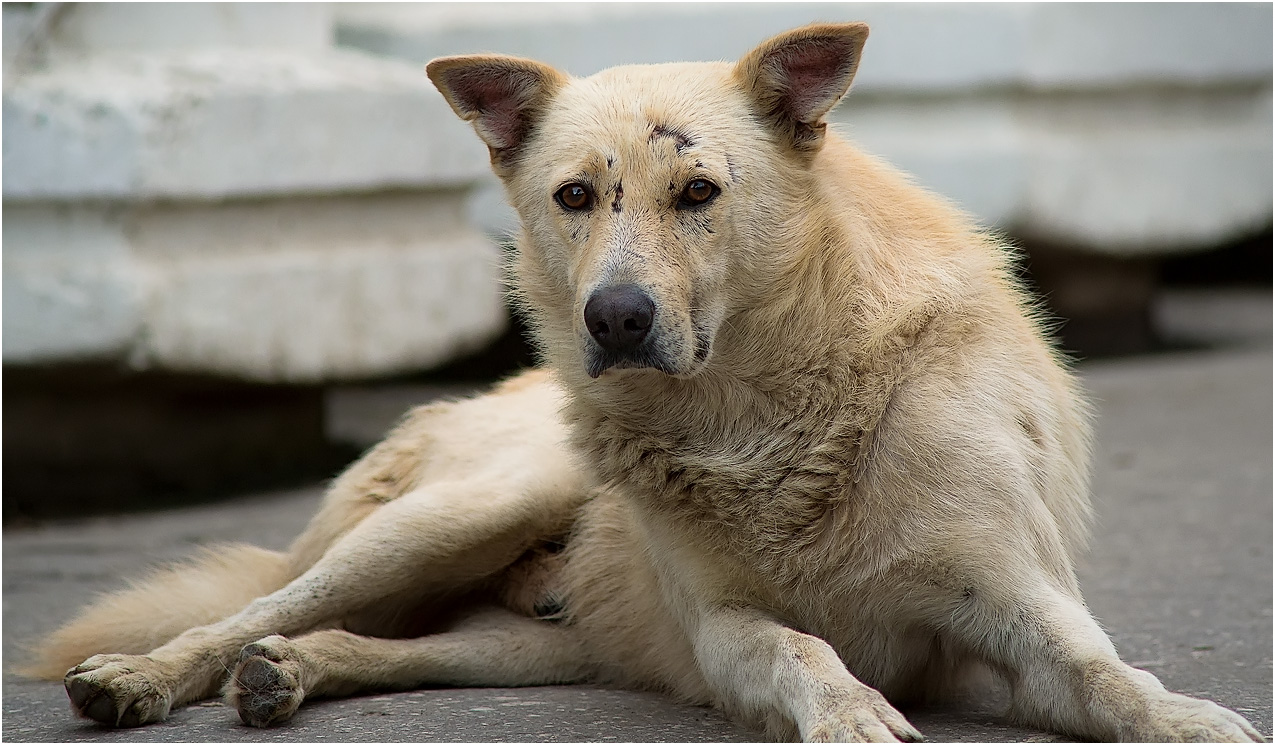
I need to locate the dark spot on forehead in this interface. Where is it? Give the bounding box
[612,180,624,214]
[649,123,696,153]
[606,155,614,169]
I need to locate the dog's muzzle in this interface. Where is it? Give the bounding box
[583,284,663,378]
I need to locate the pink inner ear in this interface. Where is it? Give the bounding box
[771,38,856,123]
[445,66,535,151]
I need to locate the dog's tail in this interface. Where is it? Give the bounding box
[19,543,294,680]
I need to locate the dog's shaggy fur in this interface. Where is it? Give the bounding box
[29,24,1261,742]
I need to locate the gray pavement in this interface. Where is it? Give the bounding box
[4,344,1271,742]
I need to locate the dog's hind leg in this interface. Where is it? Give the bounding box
[951,578,1263,742]
[226,607,592,727]
[63,479,586,728]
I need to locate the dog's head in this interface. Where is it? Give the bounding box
[428,24,868,382]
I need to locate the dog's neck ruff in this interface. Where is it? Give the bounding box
[556,294,929,585]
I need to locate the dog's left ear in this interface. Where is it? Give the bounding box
[734,23,869,152]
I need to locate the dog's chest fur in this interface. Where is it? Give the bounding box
[565,347,910,585]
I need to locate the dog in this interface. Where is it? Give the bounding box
[27,23,1262,742]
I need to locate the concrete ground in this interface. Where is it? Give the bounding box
[4,299,1270,742]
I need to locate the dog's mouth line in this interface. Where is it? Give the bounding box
[586,348,676,379]
[584,342,715,380]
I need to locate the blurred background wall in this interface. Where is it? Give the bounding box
[4,2,1271,519]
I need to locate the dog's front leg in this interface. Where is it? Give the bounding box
[691,606,922,742]
[955,579,1263,742]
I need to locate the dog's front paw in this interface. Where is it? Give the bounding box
[1140,692,1264,742]
[225,635,305,728]
[64,654,175,727]
[803,687,924,743]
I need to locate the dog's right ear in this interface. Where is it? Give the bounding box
[427,55,567,173]
[735,23,869,153]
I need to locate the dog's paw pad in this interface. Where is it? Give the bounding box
[67,676,119,724]
[533,592,567,620]
[227,639,304,728]
[238,636,292,665]
[64,655,173,727]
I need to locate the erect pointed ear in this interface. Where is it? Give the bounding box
[734,23,869,152]
[426,55,568,171]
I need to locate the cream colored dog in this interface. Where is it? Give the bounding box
[30,24,1262,742]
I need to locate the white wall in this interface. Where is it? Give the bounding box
[4,3,1270,379]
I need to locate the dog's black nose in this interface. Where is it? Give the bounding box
[584,285,655,353]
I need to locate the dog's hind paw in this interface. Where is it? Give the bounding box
[225,636,305,728]
[64,654,175,727]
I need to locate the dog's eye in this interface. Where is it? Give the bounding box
[555,183,593,211]
[678,179,718,208]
